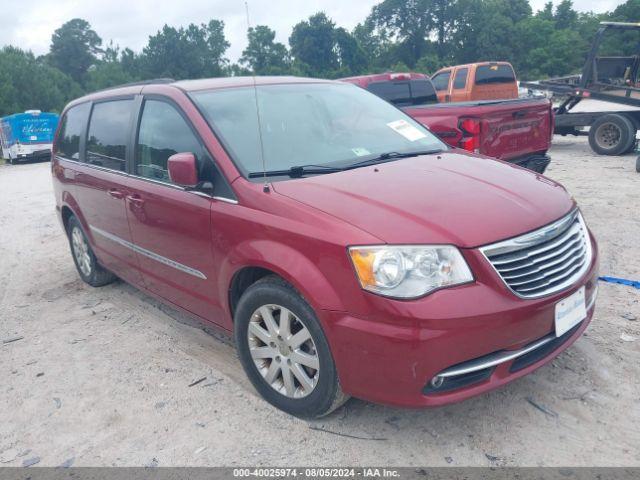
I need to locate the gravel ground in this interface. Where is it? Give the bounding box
[0,136,639,467]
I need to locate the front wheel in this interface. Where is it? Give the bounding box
[67,215,117,287]
[234,276,348,418]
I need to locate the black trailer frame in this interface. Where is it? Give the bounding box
[521,22,640,155]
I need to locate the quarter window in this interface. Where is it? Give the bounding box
[57,103,90,160]
[86,100,133,171]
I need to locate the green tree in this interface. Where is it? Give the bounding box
[0,47,82,116]
[48,18,102,85]
[85,42,138,92]
[290,13,340,76]
[240,25,289,75]
[142,20,230,79]
[289,13,366,77]
[554,0,578,29]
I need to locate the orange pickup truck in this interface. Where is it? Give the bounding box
[431,62,519,103]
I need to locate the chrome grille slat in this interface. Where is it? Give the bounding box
[515,262,585,293]
[490,225,581,266]
[481,210,592,299]
[506,254,585,287]
[501,243,586,280]
[496,235,583,273]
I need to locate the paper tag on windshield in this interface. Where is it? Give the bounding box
[387,120,427,142]
[351,147,371,157]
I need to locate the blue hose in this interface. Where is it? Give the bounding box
[599,276,640,289]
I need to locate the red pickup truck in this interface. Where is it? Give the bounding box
[340,73,554,173]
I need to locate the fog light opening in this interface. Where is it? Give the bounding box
[430,375,444,388]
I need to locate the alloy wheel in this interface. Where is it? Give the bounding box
[247,304,320,398]
[71,226,92,277]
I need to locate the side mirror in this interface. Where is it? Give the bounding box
[168,152,198,188]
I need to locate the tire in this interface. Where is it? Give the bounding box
[588,114,636,155]
[67,215,117,287]
[234,275,349,418]
[636,156,640,173]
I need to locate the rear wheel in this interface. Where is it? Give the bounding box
[67,215,117,287]
[588,114,636,155]
[234,276,348,418]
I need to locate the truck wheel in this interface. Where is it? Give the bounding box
[588,114,635,155]
[67,215,117,287]
[234,275,349,418]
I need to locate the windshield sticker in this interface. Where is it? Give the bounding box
[386,120,427,142]
[351,147,371,157]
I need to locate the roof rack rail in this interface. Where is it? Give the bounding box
[93,78,176,94]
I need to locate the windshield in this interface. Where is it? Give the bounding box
[190,82,447,179]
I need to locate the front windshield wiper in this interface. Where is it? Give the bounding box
[247,149,443,179]
[344,149,443,169]
[248,164,345,179]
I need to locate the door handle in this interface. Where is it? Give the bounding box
[107,188,124,199]
[126,194,145,207]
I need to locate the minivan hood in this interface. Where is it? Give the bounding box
[272,151,574,248]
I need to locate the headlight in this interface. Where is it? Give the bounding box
[349,245,473,298]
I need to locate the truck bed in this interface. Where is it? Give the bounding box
[403,97,553,163]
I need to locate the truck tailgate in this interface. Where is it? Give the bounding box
[403,98,552,161]
[478,99,552,160]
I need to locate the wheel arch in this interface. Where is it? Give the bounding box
[222,241,345,322]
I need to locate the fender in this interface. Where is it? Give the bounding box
[219,239,345,318]
[59,192,96,246]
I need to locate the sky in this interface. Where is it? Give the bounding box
[0,0,627,62]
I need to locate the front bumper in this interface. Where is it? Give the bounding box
[321,238,598,408]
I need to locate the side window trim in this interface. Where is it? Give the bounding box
[134,94,237,203]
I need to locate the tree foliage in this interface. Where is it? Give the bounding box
[142,20,230,79]
[289,13,367,77]
[48,18,102,85]
[0,46,82,116]
[240,25,290,75]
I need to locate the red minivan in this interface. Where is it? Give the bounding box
[52,77,598,418]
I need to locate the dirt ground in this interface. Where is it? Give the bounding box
[0,136,639,468]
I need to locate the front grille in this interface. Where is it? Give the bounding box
[481,210,592,298]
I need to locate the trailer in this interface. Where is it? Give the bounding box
[522,22,640,156]
[0,110,59,164]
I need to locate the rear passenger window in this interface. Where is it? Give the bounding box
[453,68,468,89]
[475,64,516,85]
[57,103,90,160]
[410,79,438,105]
[367,81,411,106]
[86,100,133,171]
[432,71,451,91]
[135,100,206,184]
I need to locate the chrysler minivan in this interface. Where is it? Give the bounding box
[52,77,598,418]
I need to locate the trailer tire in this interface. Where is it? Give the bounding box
[588,114,635,155]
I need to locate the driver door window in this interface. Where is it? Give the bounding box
[136,100,208,184]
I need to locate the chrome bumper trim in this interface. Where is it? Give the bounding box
[437,286,597,379]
